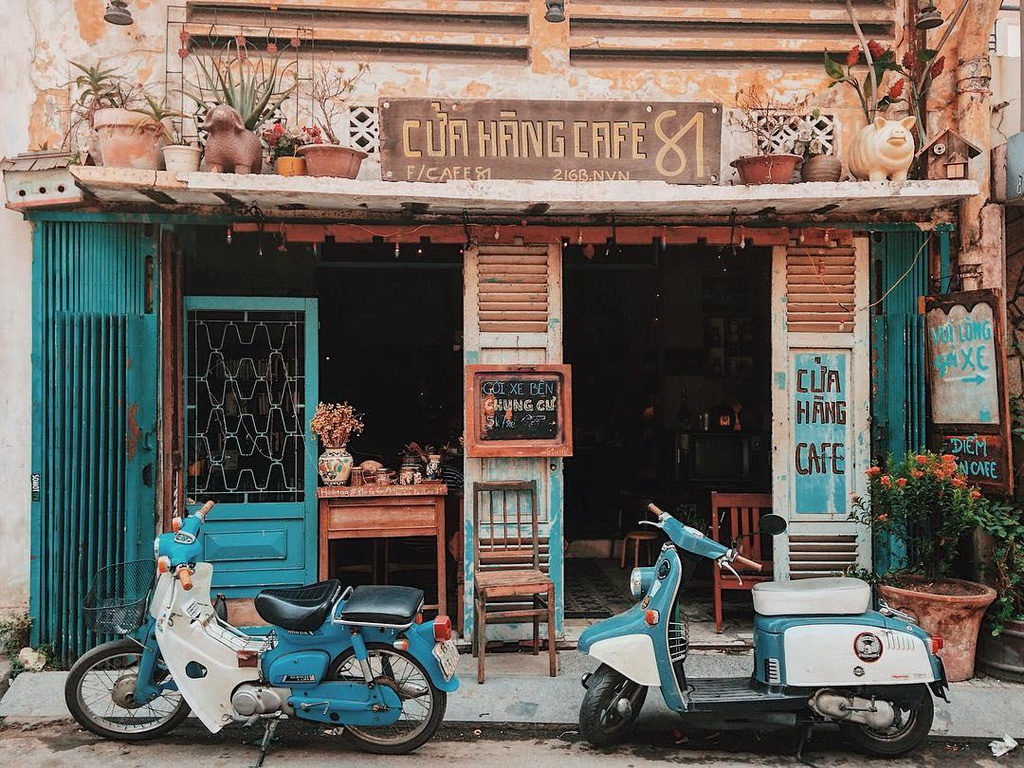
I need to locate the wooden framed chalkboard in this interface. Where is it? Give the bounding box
[464,364,573,457]
[924,289,1012,493]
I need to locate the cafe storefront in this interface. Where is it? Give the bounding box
[12,96,977,656]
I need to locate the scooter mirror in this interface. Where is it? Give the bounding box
[760,513,787,536]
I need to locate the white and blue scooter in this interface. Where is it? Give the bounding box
[578,503,948,757]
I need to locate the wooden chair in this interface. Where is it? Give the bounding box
[710,491,774,634]
[472,480,557,683]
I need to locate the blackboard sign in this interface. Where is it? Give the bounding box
[924,289,1012,493]
[939,433,1009,489]
[465,365,573,457]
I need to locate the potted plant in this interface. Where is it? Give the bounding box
[310,401,364,486]
[975,496,1024,682]
[296,62,369,178]
[68,61,168,170]
[728,86,808,185]
[262,123,322,176]
[795,115,843,182]
[132,95,202,174]
[850,451,996,681]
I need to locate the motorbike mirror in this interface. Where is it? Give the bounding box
[760,513,787,536]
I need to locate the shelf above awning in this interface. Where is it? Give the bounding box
[58,165,979,223]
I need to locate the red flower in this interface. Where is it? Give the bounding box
[888,79,905,99]
[901,50,916,71]
[930,55,946,79]
[970,489,982,500]
[845,46,861,67]
[880,475,892,487]
[867,40,886,60]
[897,477,908,488]
[866,466,882,477]
[911,470,924,479]
[916,455,928,465]
[951,476,967,488]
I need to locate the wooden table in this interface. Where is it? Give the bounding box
[317,483,448,615]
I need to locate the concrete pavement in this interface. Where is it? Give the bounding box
[3,648,1023,741]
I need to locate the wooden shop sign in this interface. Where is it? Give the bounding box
[924,289,1012,492]
[465,364,573,457]
[379,99,722,184]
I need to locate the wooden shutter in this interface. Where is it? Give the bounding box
[477,247,551,334]
[786,246,856,334]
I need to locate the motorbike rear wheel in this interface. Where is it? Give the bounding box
[327,643,447,754]
[579,664,648,747]
[839,685,934,757]
[64,638,190,741]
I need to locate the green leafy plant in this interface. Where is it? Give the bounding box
[262,123,321,160]
[184,38,295,131]
[0,613,32,679]
[974,497,1024,635]
[850,450,984,582]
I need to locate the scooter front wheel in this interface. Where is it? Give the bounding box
[64,639,190,741]
[839,684,934,757]
[327,643,447,754]
[579,664,648,747]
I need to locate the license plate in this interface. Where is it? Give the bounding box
[433,638,459,681]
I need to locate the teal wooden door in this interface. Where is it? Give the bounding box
[30,221,158,663]
[184,297,318,595]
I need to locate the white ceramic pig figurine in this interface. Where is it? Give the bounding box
[848,116,917,182]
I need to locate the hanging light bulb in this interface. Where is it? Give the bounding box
[226,227,233,245]
[394,241,401,258]
[915,0,944,29]
[103,0,134,25]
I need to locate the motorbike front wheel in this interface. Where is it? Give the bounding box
[839,685,934,757]
[579,664,648,747]
[327,643,447,754]
[64,638,190,740]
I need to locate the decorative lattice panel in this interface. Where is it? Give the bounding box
[186,310,307,503]
[346,105,379,155]
[757,113,836,156]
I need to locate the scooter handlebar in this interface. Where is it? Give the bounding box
[176,566,193,590]
[646,502,666,519]
[195,500,215,521]
[732,553,762,572]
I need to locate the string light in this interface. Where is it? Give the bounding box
[394,242,400,258]
[226,227,232,245]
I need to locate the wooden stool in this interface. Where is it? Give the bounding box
[620,530,659,569]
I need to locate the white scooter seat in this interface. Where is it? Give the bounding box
[752,577,871,616]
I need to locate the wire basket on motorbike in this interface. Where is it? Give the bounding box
[82,559,156,635]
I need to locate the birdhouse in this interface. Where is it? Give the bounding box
[920,129,982,180]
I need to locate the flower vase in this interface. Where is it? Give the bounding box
[318,445,354,485]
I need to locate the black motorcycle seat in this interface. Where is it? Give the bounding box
[338,585,424,627]
[254,579,343,632]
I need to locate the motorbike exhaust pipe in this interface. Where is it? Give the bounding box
[809,689,896,730]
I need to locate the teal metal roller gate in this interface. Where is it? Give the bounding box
[30,220,158,664]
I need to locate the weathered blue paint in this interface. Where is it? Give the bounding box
[774,371,787,390]
[183,296,319,596]
[29,221,158,663]
[792,351,850,515]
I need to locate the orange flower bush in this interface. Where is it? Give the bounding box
[850,450,984,581]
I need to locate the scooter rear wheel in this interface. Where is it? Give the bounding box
[579,664,648,747]
[839,685,934,757]
[64,638,190,741]
[327,643,447,754]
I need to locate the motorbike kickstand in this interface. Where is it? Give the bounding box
[251,718,280,768]
[794,723,823,768]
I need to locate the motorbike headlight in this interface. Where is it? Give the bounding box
[629,567,656,600]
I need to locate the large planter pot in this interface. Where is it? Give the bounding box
[730,153,801,184]
[978,618,1024,683]
[296,144,367,178]
[801,155,843,183]
[877,577,997,682]
[93,108,168,170]
[318,445,354,486]
[162,145,202,173]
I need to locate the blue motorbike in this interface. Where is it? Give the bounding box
[65,501,459,765]
[578,502,948,757]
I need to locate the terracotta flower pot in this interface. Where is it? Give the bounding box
[275,156,306,176]
[296,144,367,178]
[978,618,1024,683]
[800,154,843,183]
[730,153,801,184]
[93,108,169,170]
[877,577,997,682]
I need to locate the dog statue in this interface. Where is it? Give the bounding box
[203,104,263,174]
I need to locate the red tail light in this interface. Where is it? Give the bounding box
[433,615,452,642]
[930,635,944,654]
[645,609,660,626]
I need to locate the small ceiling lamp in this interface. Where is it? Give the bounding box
[545,0,565,23]
[915,0,943,30]
[104,0,134,25]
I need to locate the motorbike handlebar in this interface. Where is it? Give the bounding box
[176,566,193,591]
[195,500,215,521]
[647,502,665,518]
[732,553,762,572]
